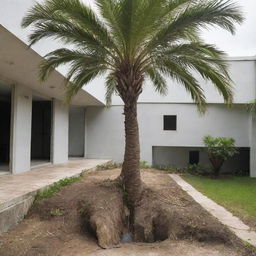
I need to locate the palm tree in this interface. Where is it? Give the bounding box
[22,0,243,207]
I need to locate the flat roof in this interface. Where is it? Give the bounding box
[0,25,104,106]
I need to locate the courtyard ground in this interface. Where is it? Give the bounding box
[0,168,255,256]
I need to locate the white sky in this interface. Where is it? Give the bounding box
[83,0,256,57]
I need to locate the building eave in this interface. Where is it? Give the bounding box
[0,25,104,106]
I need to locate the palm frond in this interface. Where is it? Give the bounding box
[39,48,107,81]
[145,68,168,96]
[65,68,106,103]
[155,59,207,112]
[105,73,118,106]
[149,42,233,104]
[146,0,243,53]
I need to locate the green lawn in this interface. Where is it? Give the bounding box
[183,175,256,221]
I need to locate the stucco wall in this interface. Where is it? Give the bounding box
[69,106,85,157]
[52,99,69,164]
[11,84,32,174]
[86,104,250,165]
[250,114,256,177]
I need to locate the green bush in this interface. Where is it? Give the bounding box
[203,135,238,177]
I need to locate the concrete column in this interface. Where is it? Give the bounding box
[68,106,85,157]
[52,99,69,164]
[10,84,32,174]
[250,114,256,177]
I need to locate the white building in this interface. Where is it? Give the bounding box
[0,1,256,177]
[0,25,103,174]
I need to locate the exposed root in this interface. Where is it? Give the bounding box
[133,186,233,244]
[79,180,129,249]
[78,170,248,250]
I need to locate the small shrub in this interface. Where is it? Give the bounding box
[50,208,64,216]
[35,176,81,202]
[154,165,184,173]
[96,162,122,170]
[204,135,238,177]
[140,160,150,169]
[185,164,211,176]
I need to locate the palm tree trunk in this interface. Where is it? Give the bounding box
[121,100,142,207]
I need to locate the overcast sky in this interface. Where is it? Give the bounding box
[83,0,256,57]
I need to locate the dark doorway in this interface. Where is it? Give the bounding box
[31,100,52,165]
[189,151,200,165]
[0,83,11,172]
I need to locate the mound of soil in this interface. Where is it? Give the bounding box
[0,169,255,256]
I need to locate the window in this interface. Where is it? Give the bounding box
[189,151,200,165]
[163,115,177,130]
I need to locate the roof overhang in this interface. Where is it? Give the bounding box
[0,25,104,106]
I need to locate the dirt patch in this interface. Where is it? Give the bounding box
[0,169,255,256]
[239,215,256,232]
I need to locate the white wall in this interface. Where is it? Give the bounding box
[86,104,250,165]
[52,99,69,164]
[250,114,256,177]
[10,84,32,174]
[69,106,85,157]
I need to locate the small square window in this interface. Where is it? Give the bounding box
[189,151,200,165]
[163,115,177,130]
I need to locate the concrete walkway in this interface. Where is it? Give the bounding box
[169,174,256,247]
[0,158,110,233]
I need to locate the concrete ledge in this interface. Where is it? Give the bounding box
[0,159,111,234]
[0,196,34,233]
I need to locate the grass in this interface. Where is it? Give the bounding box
[35,176,81,202]
[183,175,256,220]
[50,208,64,216]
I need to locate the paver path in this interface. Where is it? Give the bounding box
[0,159,110,210]
[170,174,256,247]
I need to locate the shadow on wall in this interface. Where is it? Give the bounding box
[152,146,250,175]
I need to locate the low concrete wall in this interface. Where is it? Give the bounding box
[0,196,34,233]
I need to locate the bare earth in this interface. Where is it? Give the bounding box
[0,169,255,256]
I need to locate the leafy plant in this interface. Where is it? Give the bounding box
[154,165,184,174]
[96,162,122,171]
[185,164,211,176]
[140,161,150,169]
[50,208,64,216]
[203,135,238,177]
